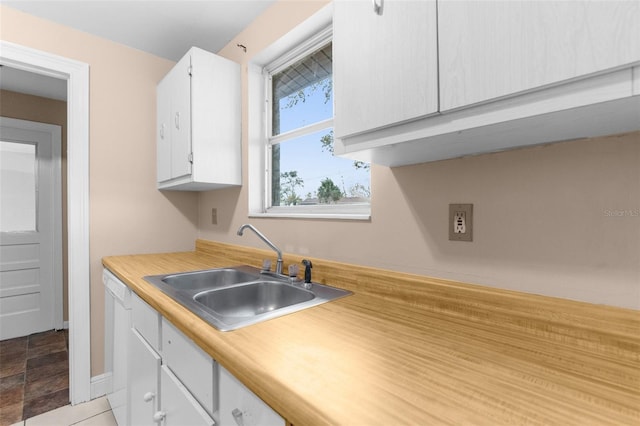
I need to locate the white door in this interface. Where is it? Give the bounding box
[0,117,62,340]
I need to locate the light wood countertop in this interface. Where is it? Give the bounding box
[103,240,640,425]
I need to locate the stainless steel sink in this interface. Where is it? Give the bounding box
[161,268,261,291]
[194,281,315,318]
[144,265,351,331]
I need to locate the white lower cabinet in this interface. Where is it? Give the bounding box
[129,328,161,426]
[122,291,284,426]
[127,293,215,426]
[160,365,215,426]
[219,366,284,426]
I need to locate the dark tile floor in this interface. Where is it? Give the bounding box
[0,329,69,425]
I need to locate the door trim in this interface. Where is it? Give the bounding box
[0,41,91,405]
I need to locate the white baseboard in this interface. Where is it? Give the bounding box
[90,373,111,399]
[63,321,70,330]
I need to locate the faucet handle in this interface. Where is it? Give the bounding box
[288,264,299,278]
[261,259,272,272]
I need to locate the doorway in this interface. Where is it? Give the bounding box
[0,40,91,405]
[0,117,63,340]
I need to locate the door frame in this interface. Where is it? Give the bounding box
[0,40,91,405]
[0,117,63,336]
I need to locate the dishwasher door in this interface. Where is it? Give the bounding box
[104,269,131,426]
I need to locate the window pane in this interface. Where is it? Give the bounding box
[0,141,37,232]
[272,43,333,135]
[271,129,370,207]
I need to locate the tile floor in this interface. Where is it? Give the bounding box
[10,396,116,426]
[0,330,70,424]
[0,330,116,426]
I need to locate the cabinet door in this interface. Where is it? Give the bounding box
[157,75,172,183]
[160,365,215,426]
[129,328,161,426]
[334,0,438,138]
[219,366,284,426]
[190,47,242,187]
[157,52,192,184]
[170,53,192,180]
[438,0,640,110]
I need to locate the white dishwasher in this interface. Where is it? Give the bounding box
[104,269,132,426]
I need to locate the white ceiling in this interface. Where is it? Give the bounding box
[0,0,277,100]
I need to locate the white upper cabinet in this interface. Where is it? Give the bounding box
[157,47,241,191]
[333,0,438,139]
[333,0,640,167]
[439,0,640,111]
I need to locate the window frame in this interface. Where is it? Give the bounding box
[247,5,371,221]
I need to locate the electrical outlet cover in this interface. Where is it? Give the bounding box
[211,208,218,225]
[449,204,473,241]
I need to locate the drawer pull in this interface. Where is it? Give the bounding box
[372,0,384,15]
[232,408,245,426]
[153,411,166,422]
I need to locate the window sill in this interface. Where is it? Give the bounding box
[249,205,371,221]
[249,212,371,221]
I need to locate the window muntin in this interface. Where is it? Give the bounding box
[266,41,370,213]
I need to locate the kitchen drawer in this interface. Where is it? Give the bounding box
[162,318,218,417]
[132,292,161,352]
[219,365,284,426]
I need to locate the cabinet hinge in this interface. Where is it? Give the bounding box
[188,152,194,164]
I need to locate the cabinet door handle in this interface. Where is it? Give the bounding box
[372,0,383,15]
[231,408,245,426]
[153,411,166,422]
[143,392,155,402]
[175,112,180,129]
[160,123,165,139]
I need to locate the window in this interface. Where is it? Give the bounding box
[0,141,37,232]
[255,24,370,219]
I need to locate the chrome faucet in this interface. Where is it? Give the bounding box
[236,224,283,275]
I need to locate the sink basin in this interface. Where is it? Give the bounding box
[144,265,351,331]
[162,268,260,291]
[194,281,315,318]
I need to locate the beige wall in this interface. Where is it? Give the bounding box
[1,5,199,376]
[0,89,69,321]
[199,1,640,310]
